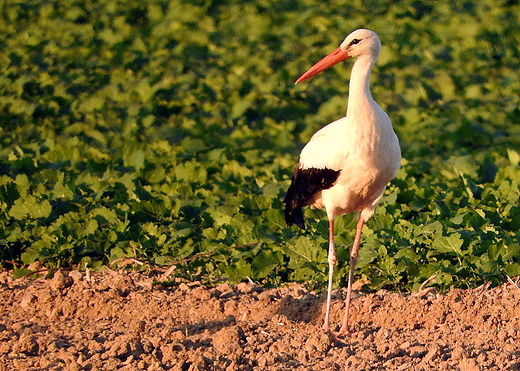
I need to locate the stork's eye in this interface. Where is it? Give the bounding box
[349,39,361,46]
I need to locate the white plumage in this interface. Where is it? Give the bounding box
[284,29,401,339]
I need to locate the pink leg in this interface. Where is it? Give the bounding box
[322,218,336,333]
[338,215,365,336]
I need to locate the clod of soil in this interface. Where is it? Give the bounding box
[1,269,519,370]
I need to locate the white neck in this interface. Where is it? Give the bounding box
[346,54,377,117]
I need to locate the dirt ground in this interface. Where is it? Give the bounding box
[0,268,519,371]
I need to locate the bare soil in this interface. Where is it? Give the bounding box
[0,268,519,371]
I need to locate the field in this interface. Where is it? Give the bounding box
[1,269,519,370]
[0,0,520,369]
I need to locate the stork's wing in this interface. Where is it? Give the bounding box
[299,117,349,170]
[284,165,340,229]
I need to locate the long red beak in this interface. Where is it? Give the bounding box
[295,47,350,84]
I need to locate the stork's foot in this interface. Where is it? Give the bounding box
[337,324,354,338]
[324,329,347,345]
[322,326,353,346]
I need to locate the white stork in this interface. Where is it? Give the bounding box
[284,29,401,339]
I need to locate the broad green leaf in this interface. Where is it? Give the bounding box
[432,234,464,256]
[251,250,282,279]
[9,196,52,220]
[507,149,519,166]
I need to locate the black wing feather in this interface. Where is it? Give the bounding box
[283,164,340,229]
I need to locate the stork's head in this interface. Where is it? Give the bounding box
[339,29,381,59]
[295,28,381,84]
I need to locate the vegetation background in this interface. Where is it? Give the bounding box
[1,0,519,292]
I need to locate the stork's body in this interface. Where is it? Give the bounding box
[284,29,401,338]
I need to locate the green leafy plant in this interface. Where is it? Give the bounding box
[0,0,519,292]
